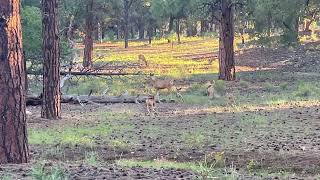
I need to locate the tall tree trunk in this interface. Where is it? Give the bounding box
[97,22,102,43]
[116,24,120,40]
[130,26,134,39]
[24,51,28,94]
[83,0,94,68]
[293,17,299,42]
[67,15,75,48]
[305,20,313,32]
[138,24,145,39]
[176,18,181,44]
[240,28,245,44]
[186,21,192,37]
[101,22,106,40]
[0,0,29,163]
[148,25,153,44]
[267,12,271,38]
[124,0,129,48]
[168,16,174,32]
[201,20,209,35]
[219,0,235,81]
[41,0,61,119]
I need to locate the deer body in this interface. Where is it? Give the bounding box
[151,77,174,91]
[139,54,148,67]
[207,84,215,99]
[146,95,156,114]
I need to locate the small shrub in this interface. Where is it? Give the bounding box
[202,31,219,38]
[31,163,69,180]
[0,174,12,180]
[205,152,226,168]
[106,31,116,41]
[239,80,249,88]
[182,132,205,148]
[279,82,289,90]
[85,152,100,166]
[264,82,275,92]
[247,159,257,174]
[294,81,320,98]
[187,84,207,96]
[214,80,226,96]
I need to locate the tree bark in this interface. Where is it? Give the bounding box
[147,25,153,44]
[218,0,236,81]
[41,0,61,119]
[138,23,145,39]
[304,20,313,32]
[83,0,94,68]
[97,22,103,43]
[168,16,174,32]
[124,0,130,48]
[201,20,209,35]
[176,18,181,44]
[67,15,75,48]
[130,26,134,39]
[0,0,29,163]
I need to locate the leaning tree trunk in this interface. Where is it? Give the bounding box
[83,0,94,68]
[0,0,29,163]
[218,0,235,81]
[41,0,61,119]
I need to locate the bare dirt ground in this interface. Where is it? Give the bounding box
[2,41,320,179]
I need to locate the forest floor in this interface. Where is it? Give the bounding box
[2,37,320,179]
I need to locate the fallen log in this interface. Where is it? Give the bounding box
[60,71,142,76]
[26,95,172,106]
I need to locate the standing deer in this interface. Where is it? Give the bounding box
[150,76,175,102]
[207,81,215,99]
[145,95,156,114]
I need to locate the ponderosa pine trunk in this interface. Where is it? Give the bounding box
[124,0,129,48]
[147,25,153,44]
[0,0,29,163]
[83,0,94,67]
[138,23,145,39]
[305,20,313,32]
[176,18,181,44]
[168,16,174,32]
[218,0,236,81]
[41,0,61,119]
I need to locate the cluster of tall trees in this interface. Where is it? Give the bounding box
[22,0,320,79]
[0,0,319,164]
[0,0,60,164]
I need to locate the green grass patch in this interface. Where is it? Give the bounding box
[31,163,69,180]
[28,112,134,148]
[116,159,241,180]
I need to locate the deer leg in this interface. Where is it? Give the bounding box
[156,90,162,103]
[146,104,151,114]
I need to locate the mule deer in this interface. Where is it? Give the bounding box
[146,95,156,114]
[139,54,148,67]
[205,81,216,99]
[150,76,176,102]
[207,85,215,99]
[150,76,174,91]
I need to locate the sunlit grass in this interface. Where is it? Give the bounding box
[74,36,256,78]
